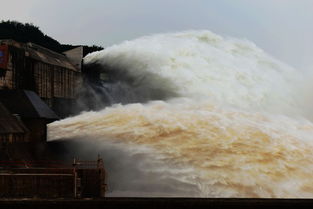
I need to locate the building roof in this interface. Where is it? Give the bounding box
[0,90,59,120]
[0,39,79,71]
[0,102,28,134]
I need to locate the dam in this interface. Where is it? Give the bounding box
[2,29,313,205]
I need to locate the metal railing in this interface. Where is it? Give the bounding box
[0,155,107,198]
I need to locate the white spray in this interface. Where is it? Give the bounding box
[49,30,313,197]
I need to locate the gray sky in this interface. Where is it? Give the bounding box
[1,0,313,70]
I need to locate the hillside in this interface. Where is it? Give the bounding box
[0,20,103,56]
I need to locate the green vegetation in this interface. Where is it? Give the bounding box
[0,20,103,56]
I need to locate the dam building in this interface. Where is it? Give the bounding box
[0,39,83,118]
[0,39,83,142]
[0,40,106,198]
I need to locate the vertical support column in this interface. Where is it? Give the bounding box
[97,154,106,197]
[73,157,77,198]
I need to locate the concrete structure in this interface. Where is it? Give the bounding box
[63,46,83,71]
[0,102,29,144]
[0,90,59,142]
[0,40,107,199]
[0,39,82,117]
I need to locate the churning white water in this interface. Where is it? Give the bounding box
[49,30,313,197]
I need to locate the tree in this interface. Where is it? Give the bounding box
[0,20,103,55]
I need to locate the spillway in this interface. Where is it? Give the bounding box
[49,30,313,197]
